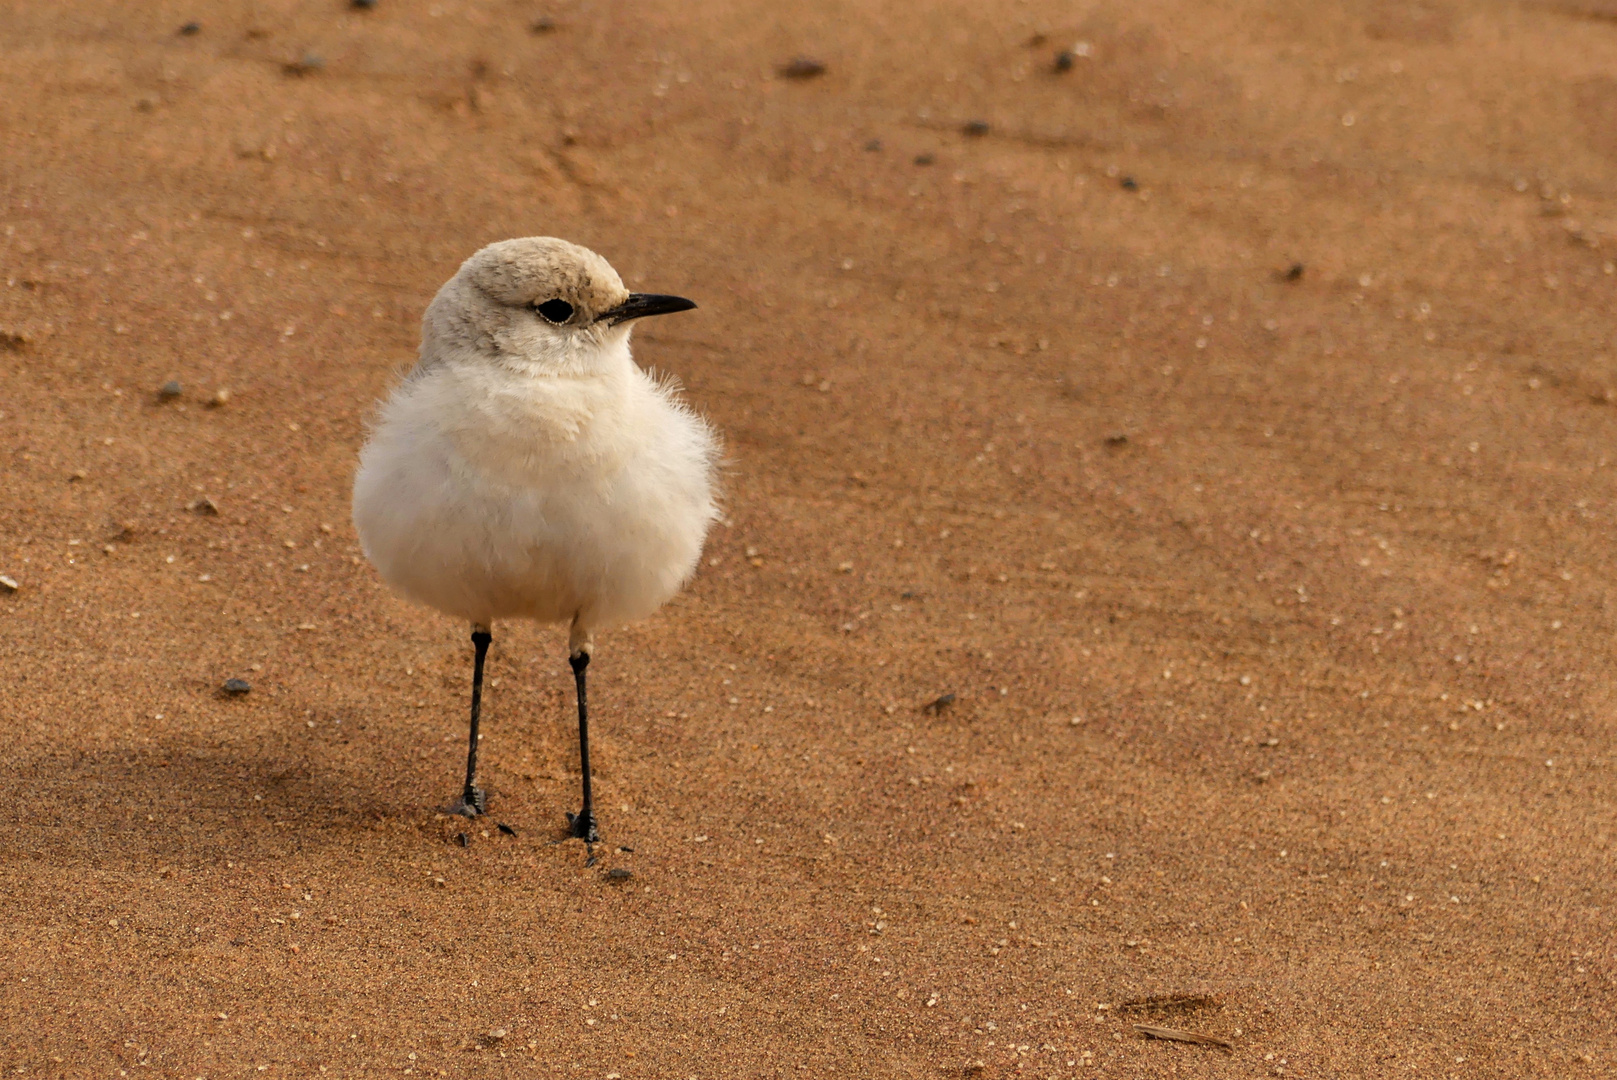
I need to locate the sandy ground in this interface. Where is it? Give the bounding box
[2,0,1615,1076]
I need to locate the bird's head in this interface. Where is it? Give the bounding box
[420,236,695,375]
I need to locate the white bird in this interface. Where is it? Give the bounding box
[352,237,719,846]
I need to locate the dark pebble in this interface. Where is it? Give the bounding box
[864,139,882,151]
[922,692,956,714]
[1284,262,1305,282]
[1053,50,1075,72]
[190,496,219,516]
[229,938,245,947]
[1104,433,1129,447]
[222,678,252,695]
[158,380,183,401]
[351,0,377,8]
[283,53,324,76]
[497,822,517,837]
[179,22,201,36]
[778,56,826,80]
[455,832,470,847]
[531,15,557,32]
[1120,176,1138,190]
[962,119,990,137]
[913,153,935,166]
[605,867,633,882]
[617,845,635,853]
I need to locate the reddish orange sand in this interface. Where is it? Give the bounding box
[2,1,1613,1076]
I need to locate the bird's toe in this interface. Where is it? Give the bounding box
[447,787,487,817]
[565,810,600,843]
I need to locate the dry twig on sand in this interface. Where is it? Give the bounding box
[1132,1024,1234,1050]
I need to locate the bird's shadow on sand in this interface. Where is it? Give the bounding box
[0,740,453,868]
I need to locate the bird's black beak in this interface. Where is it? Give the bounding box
[599,293,697,326]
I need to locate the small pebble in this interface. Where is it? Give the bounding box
[352,0,377,7]
[486,1028,507,1042]
[455,832,470,847]
[222,678,251,695]
[178,21,201,35]
[496,823,517,837]
[531,15,556,32]
[922,692,956,714]
[778,56,827,80]
[1284,262,1305,282]
[209,387,231,408]
[0,575,18,593]
[913,153,935,166]
[864,139,882,151]
[1120,176,1138,190]
[606,867,633,882]
[158,380,183,401]
[190,497,219,516]
[283,53,324,76]
[961,119,990,137]
[1053,50,1075,72]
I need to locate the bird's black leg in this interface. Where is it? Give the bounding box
[564,650,600,846]
[454,625,493,817]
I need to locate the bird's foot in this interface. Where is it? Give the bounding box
[448,786,486,818]
[565,809,599,843]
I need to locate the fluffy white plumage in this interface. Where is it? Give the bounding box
[352,237,720,653]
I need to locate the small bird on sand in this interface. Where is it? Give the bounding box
[352,237,719,846]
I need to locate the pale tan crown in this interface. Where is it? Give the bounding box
[462,236,629,322]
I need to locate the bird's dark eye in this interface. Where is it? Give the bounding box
[535,298,574,324]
